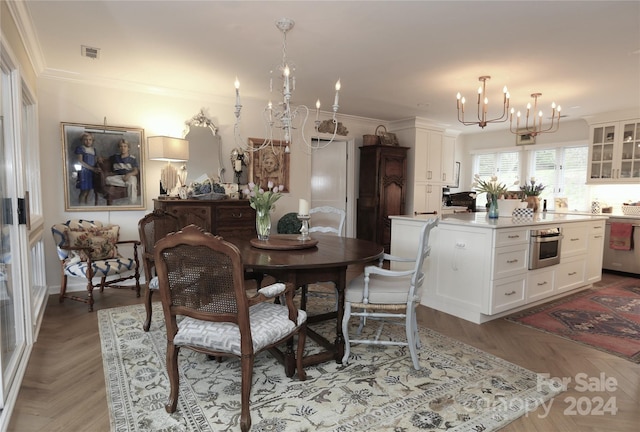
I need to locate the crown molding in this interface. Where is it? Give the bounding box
[6,0,46,74]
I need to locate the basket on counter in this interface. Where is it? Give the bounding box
[621,205,640,216]
[192,192,226,200]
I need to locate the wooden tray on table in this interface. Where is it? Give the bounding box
[250,234,318,250]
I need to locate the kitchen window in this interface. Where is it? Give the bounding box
[528,146,589,211]
[472,145,589,211]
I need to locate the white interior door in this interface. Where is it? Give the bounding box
[311,139,355,237]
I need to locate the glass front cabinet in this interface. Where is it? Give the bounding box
[588,119,640,183]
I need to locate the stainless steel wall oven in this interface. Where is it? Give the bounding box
[529,227,563,270]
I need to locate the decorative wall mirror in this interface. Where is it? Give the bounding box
[184,109,224,183]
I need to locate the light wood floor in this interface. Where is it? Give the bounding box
[8,272,640,432]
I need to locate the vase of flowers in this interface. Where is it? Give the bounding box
[471,174,519,219]
[520,178,545,212]
[243,181,284,241]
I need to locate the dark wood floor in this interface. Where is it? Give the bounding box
[8,272,640,431]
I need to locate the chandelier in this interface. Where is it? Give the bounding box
[509,93,561,137]
[234,18,341,154]
[456,76,510,128]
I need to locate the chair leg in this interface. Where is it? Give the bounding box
[240,354,254,432]
[296,327,307,381]
[59,274,68,302]
[341,302,352,364]
[86,280,95,312]
[99,276,106,293]
[165,344,180,413]
[143,287,154,332]
[406,306,421,370]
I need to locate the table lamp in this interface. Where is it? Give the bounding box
[148,136,189,195]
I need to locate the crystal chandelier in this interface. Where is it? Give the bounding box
[234,18,341,154]
[456,76,510,128]
[509,93,561,137]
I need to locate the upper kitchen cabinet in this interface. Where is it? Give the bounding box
[588,118,640,183]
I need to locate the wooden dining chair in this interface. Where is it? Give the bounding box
[137,209,181,331]
[341,218,438,370]
[154,225,307,432]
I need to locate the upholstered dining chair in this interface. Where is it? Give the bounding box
[341,218,438,370]
[51,219,141,312]
[300,206,346,311]
[154,225,307,432]
[137,209,181,331]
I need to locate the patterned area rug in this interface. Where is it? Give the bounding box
[507,279,640,363]
[99,303,562,432]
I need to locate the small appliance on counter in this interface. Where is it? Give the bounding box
[443,191,477,212]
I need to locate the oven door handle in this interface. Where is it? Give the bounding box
[531,234,563,243]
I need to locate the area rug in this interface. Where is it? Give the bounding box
[506,279,640,363]
[99,303,563,432]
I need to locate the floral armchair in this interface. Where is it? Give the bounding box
[51,219,141,312]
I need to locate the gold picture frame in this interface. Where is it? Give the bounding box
[61,122,145,211]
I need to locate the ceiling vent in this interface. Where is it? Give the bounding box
[81,45,100,59]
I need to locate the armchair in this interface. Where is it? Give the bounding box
[154,225,307,432]
[342,218,438,370]
[51,219,141,312]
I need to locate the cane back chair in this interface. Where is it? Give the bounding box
[154,225,307,432]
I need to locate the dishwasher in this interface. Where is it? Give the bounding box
[603,218,640,275]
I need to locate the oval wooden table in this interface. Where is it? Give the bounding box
[227,233,384,370]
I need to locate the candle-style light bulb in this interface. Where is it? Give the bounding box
[315,99,321,121]
[234,77,240,106]
[334,79,341,106]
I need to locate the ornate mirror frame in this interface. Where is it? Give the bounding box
[184,109,225,183]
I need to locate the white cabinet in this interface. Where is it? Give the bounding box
[588,119,640,183]
[414,128,443,182]
[413,183,442,215]
[389,118,458,215]
[391,215,605,324]
[586,221,605,284]
[561,222,589,258]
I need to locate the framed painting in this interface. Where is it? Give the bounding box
[516,130,536,146]
[248,138,290,192]
[61,122,145,211]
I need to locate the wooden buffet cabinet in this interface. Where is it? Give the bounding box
[154,198,256,239]
[356,145,408,253]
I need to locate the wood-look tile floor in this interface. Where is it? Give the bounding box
[8,272,640,431]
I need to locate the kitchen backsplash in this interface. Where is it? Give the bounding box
[589,184,640,212]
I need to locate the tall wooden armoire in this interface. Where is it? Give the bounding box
[356,145,408,252]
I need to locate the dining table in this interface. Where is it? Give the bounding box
[226,233,384,373]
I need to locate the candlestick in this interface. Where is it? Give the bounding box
[297,214,310,241]
[298,198,309,216]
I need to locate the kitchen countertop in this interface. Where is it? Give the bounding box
[390,212,608,229]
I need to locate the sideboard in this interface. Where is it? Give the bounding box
[153,198,257,239]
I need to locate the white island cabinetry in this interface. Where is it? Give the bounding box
[390,213,607,324]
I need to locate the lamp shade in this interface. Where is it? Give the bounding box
[148,136,189,162]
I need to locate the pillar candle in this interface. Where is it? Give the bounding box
[299,199,309,216]
[234,160,242,172]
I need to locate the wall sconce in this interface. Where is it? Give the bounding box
[147,136,189,195]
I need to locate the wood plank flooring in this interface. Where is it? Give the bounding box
[8,272,640,431]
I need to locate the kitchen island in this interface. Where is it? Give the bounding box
[390,212,608,324]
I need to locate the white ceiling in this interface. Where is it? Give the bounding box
[15,1,640,133]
